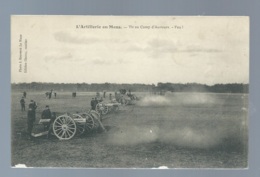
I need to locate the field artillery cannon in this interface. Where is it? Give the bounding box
[95,101,121,115]
[34,110,105,140]
[116,89,139,105]
[116,94,139,106]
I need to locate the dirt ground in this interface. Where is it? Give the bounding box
[11,91,248,168]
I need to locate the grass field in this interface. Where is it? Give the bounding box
[11,91,248,168]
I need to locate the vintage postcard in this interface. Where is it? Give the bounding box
[11,16,249,168]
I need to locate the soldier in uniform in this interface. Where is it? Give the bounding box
[94,97,98,110]
[41,105,52,119]
[41,105,52,130]
[48,90,52,99]
[103,91,106,98]
[96,92,100,98]
[27,100,37,139]
[91,98,95,110]
[20,97,25,111]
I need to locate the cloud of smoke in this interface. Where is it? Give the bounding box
[107,124,227,148]
[107,122,244,149]
[137,95,171,106]
[106,93,247,149]
[107,126,159,146]
[180,93,217,104]
[137,93,220,107]
[159,126,224,148]
[165,92,219,105]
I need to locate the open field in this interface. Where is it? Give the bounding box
[11,91,248,168]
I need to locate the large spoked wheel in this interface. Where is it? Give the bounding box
[72,114,86,136]
[52,115,77,140]
[96,103,109,115]
[90,110,101,121]
[88,110,101,128]
[79,113,95,132]
[89,110,100,118]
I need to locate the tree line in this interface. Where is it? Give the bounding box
[156,82,248,93]
[11,82,249,93]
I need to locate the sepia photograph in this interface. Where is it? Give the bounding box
[11,16,249,168]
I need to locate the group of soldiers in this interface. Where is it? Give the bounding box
[45,89,57,99]
[90,97,102,110]
[90,91,115,110]
[90,90,135,110]
[27,102,53,139]
[19,91,54,139]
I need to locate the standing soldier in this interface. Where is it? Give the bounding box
[41,105,52,130]
[27,100,37,139]
[41,105,52,119]
[54,92,57,98]
[20,97,26,111]
[23,91,27,98]
[48,90,52,99]
[91,98,95,110]
[94,97,98,110]
[96,92,100,98]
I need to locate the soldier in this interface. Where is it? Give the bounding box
[41,105,52,130]
[41,105,52,119]
[48,90,52,99]
[91,98,95,110]
[27,100,37,139]
[103,91,105,98]
[115,91,120,102]
[54,92,57,98]
[20,97,25,111]
[94,97,99,110]
[23,91,27,98]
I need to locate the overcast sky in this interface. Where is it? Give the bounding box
[11,16,249,85]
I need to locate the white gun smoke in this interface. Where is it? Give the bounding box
[106,93,247,149]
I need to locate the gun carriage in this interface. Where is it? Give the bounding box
[36,110,103,140]
[95,101,121,115]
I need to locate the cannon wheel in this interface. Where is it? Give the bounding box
[89,110,101,127]
[72,114,86,136]
[79,113,95,132]
[89,110,101,122]
[89,110,100,118]
[96,103,109,115]
[52,115,77,140]
[90,110,106,131]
